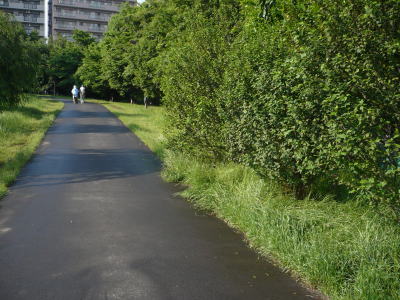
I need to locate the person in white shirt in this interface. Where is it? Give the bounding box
[71,85,79,104]
[79,85,86,104]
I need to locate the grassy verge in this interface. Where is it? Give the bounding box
[0,96,63,198]
[100,101,400,300]
[39,95,72,100]
[90,100,165,157]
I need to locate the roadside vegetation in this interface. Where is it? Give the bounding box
[103,101,400,300]
[84,0,399,299]
[1,0,399,298]
[76,0,400,216]
[0,12,63,197]
[0,97,63,197]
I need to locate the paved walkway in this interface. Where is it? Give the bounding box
[0,99,318,299]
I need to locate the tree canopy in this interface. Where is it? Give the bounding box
[81,0,400,212]
[0,11,43,109]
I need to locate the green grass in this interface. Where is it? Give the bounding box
[0,96,63,198]
[90,100,165,157]
[100,101,400,300]
[162,152,400,300]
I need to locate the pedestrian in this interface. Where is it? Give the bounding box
[144,95,148,109]
[79,85,86,104]
[71,85,79,104]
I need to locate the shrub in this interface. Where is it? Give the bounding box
[220,0,400,209]
[160,0,242,159]
[0,12,40,109]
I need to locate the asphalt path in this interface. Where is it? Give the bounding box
[0,99,319,300]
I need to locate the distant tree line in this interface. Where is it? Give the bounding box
[0,11,101,107]
[45,30,98,96]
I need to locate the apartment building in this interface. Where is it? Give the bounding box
[52,0,137,40]
[0,0,46,37]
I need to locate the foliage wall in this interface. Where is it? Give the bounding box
[162,0,400,212]
[75,0,400,213]
[220,0,400,208]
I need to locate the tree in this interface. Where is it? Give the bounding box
[72,30,96,48]
[160,0,243,158]
[76,43,112,98]
[48,37,84,94]
[47,31,95,95]
[123,0,178,100]
[0,11,41,109]
[100,3,139,98]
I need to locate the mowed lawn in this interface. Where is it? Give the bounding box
[0,97,63,197]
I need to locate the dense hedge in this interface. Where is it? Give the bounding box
[79,0,400,213]
[161,1,242,158]
[219,0,400,207]
[160,0,400,211]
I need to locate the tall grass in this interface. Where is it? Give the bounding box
[102,101,400,300]
[162,151,400,300]
[0,97,63,197]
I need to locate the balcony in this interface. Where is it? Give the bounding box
[24,16,44,22]
[55,0,119,12]
[24,3,38,9]
[25,27,45,36]
[54,24,106,33]
[54,11,109,22]
[3,2,44,11]
[14,15,44,24]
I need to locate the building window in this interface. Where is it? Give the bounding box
[24,2,38,9]
[24,13,39,22]
[24,24,40,34]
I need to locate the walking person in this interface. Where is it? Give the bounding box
[71,85,79,104]
[80,85,86,104]
[144,95,149,109]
